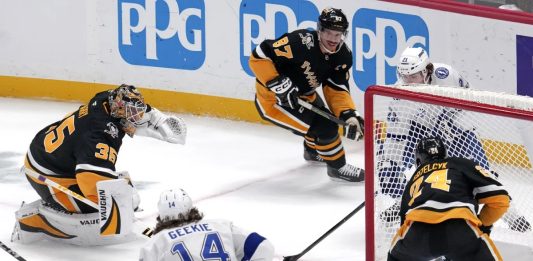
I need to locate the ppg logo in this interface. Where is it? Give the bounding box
[118,0,205,70]
[352,9,429,90]
[239,0,319,76]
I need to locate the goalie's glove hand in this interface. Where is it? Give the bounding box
[135,107,187,145]
[479,224,493,235]
[340,109,364,141]
[266,75,299,110]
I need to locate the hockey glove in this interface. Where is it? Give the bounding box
[340,110,364,141]
[135,107,187,145]
[479,224,493,235]
[266,75,299,110]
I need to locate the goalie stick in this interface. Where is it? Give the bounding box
[23,168,154,238]
[0,240,26,261]
[283,201,365,261]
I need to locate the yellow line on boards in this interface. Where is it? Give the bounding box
[0,76,266,123]
[481,139,532,169]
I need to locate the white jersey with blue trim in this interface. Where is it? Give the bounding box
[428,63,469,88]
[378,63,486,198]
[395,63,469,88]
[139,219,274,261]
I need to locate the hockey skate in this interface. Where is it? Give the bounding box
[327,164,364,182]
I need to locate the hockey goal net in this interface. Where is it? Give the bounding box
[364,85,533,261]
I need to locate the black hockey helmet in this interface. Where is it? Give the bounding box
[317,8,349,35]
[416,136,447,166]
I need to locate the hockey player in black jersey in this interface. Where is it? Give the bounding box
[12,84,186,245]
[249,7,364,182]
[388,137,510,261]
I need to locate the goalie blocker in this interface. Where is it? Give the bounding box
[12,179,137,246]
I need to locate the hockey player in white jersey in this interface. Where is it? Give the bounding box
[378,47,484,220]
[395,47,469,87]
[379,47,477,201]
[139,189,275,261]
[377,47,531,232]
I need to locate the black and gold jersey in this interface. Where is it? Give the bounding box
[250,29,355,117]
[399,157,510,226]
[27,90,125,180]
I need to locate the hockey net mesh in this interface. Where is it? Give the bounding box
[369,85,533,260]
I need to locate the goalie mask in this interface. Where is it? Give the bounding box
[109,84,147,136]
[397,47,433,84]
[157,189,193,221]
[416,136,447,166]
[317,8,348,54]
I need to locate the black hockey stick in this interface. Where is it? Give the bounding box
[0,241,26,261]
[283,201,365,261]
[297,99,347,126]
[297,99,364,140]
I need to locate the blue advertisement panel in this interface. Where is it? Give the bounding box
[118,0,205,70]
[239,0,319,76]
[352,9,429,90]
[517,35,533,97]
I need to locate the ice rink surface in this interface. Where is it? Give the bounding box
[1,97,532,261]
[0,97,366,261]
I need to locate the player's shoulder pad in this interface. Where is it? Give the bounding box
[334,43,353,68]
[203,218,232,228]
[286,29,316,48]
[433,63,453,80]
[433,62,468,88]
[448,156,477,170]
[447,156,471,163]
[85,96,124,140]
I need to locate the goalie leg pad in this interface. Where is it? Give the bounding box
[117,171,141,211]
[12,200,136,246]
[12,200,44,244]
[96,179,134,237]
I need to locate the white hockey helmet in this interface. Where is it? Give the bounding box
[396,47,431,84]
[157,189,193,221]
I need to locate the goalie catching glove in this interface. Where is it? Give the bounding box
[340,109,364,141]
[266,75,299,110]
[134,106,187,144]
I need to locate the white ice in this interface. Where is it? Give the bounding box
[1,97,531,261]
[0,97,365,261]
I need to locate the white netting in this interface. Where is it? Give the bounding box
[371,85,533,260]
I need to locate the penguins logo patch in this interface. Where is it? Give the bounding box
[299,33,314,50]
[105,122,119,138]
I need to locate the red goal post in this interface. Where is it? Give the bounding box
[364,85,533,261]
